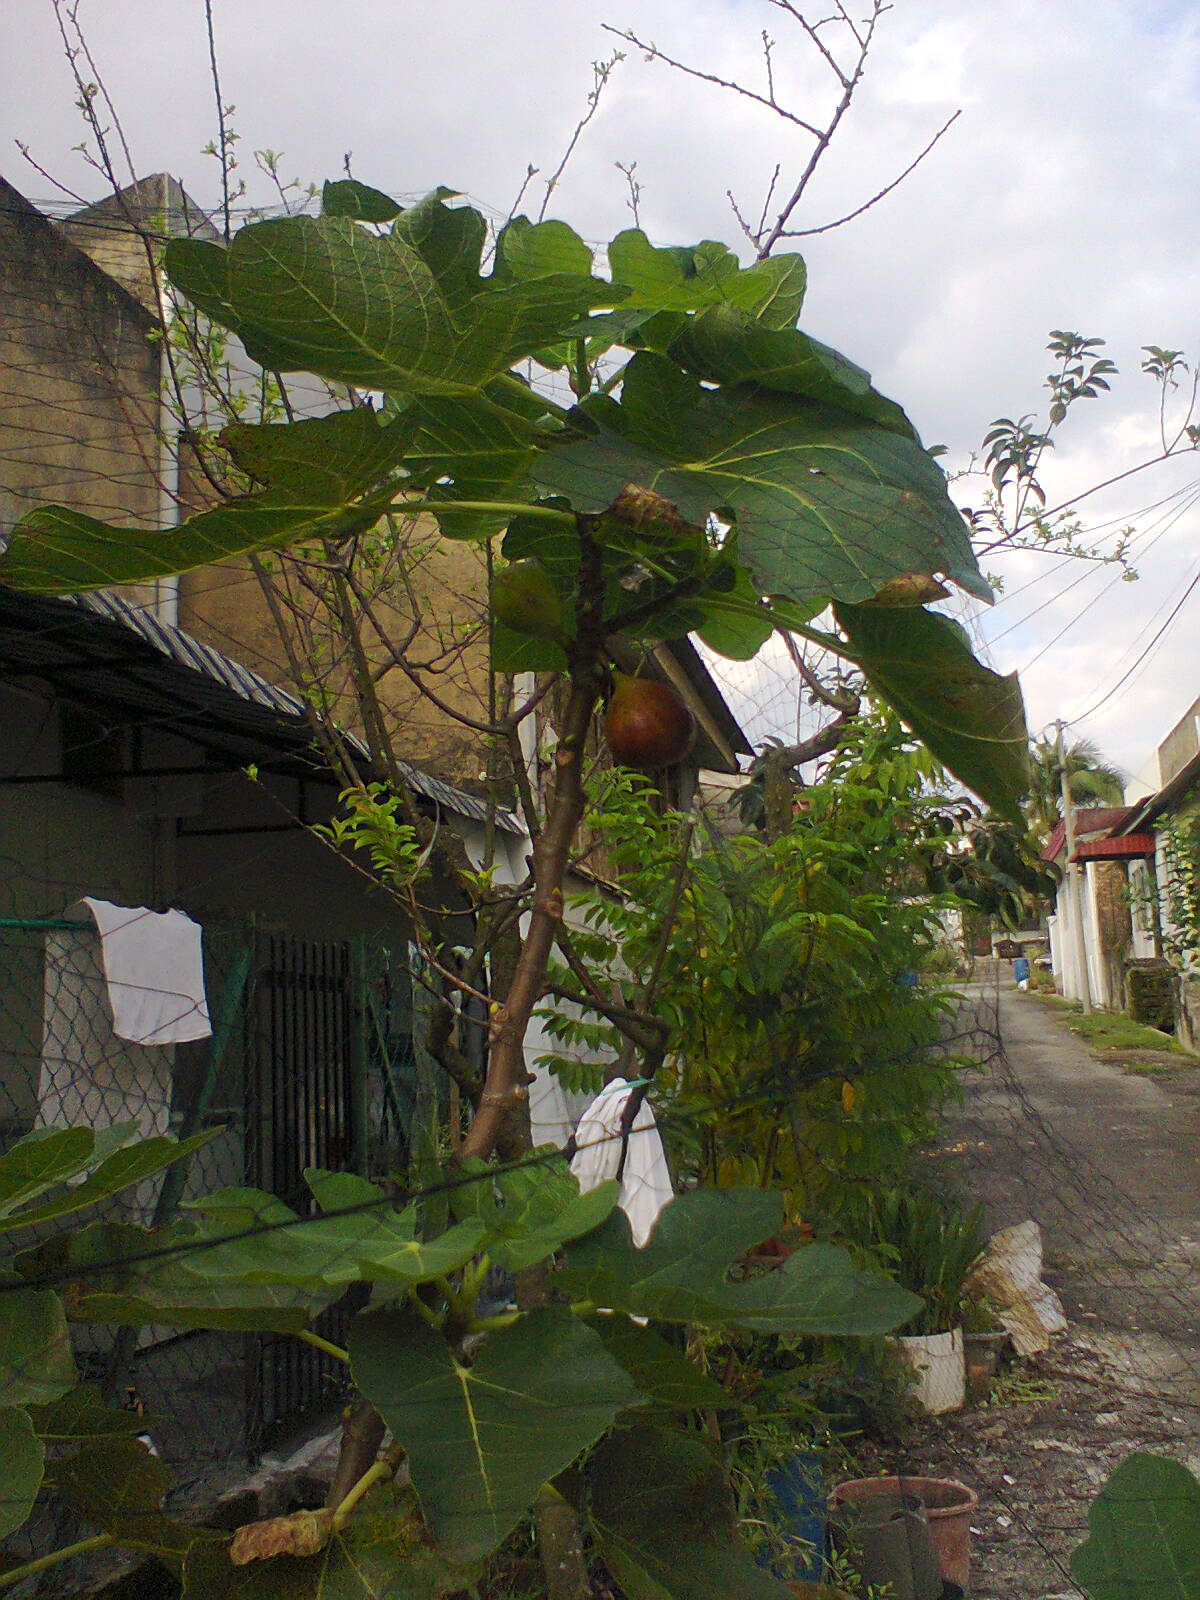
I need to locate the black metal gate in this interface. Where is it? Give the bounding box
[246,933,361,1450]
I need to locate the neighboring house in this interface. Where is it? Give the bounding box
[0,582,519,1473]
[1042,806,1154,1010]
[1043,696,1200,1044]
[1111,696,1200,1047]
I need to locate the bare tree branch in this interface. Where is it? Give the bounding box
[537,50,625,222]
[604,23,823,137]
[778,110,961,238]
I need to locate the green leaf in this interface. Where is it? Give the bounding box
[0,1123,131,1220]
[589,1318,731,1409]
[177,1189,488,1290]
[834,601,1030,820]
[0,1407,44,1539]
[166,204,621,397]
[0,1286,75,1407]
[559,1188,921,1335]
[164,237,242,331]
[449,1157,618,1273]
[181,1484,479,1598]
[351,1305,642,1560]
[27,1385,155,1444]
[322,179,403,223]
[492,617,568,673]
[535,354,988,607]
[1070,1453,1200,1600]
[0,411,411,593]
[2,1131,219,1233]
[402,391,538,539]
[223,409,410,497]
[55,1436,193,1559]
[24,1220,335,1334]
[667,307,918,438]
[692,563,776,660]
[607,232,807,328]
[495,216,597,282]
[588,1424,795,1600]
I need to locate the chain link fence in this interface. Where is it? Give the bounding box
[0,870,433,1533]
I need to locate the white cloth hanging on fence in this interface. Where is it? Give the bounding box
[74,898,211,1045]
[570,1077,673,1246]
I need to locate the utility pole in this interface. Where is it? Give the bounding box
[1056,720,1093,1013]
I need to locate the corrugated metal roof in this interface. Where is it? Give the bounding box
[0,587,522,833]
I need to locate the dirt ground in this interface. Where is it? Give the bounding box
[857,973,1200,1600]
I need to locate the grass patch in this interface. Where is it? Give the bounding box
[1031,995,1194,1056]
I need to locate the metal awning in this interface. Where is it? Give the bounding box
[1070,833,1155,863]
[0,586,522,832]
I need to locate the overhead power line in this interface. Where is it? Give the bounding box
[1068,564,1200,726]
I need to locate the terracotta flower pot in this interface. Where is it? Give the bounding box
[828,1488,941,1600]
[831,1476,978,1593]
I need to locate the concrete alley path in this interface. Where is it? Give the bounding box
[949,974,1200,1398]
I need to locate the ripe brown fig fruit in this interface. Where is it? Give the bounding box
[492,558,564,641]
[604,670,697,769]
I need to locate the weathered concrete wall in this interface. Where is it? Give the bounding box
[0,176,161,544]
[178,526,494,788]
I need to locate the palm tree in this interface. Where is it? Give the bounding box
[1025,735,1126,846]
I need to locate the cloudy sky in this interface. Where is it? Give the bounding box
[2,0,1197,787]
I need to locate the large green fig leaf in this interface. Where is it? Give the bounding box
[0,1407,45,1539]
[559,1188,921,1334]
[606,232,807,327]
[587,1424,794,1600]
[164,202,620,397]
[181,1484,479,1599]
[23,1220,335,1334]
[0,1285,75,1407]
[351,1306,642,1561]
[449,1157,618,1273]
[27,1384,158,1445]
[177,1179,487,1289]
[835,600,1030,819]
[401,392,538,539]
[0,411,411,593]
[0,1130,218,1233]
[322,179,403,223]
[54,1435,194,1560]
[668,307,917,437]
[0,1120,200,1224]
[535,353,988,606]
[495,216,598,282]
[1070,1453,1200,1600]
[589,1317,730,1409]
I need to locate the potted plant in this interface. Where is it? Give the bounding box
[960,1294,1010,1401]
[836,1186,988,1415]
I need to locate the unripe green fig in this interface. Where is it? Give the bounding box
[605,670,697,769]
[492,559,564,640]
